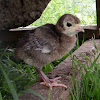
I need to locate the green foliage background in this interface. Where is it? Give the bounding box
[32,0,96,26]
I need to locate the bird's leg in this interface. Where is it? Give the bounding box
[35,67,67,89]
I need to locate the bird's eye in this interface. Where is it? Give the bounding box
[67,22,72,27]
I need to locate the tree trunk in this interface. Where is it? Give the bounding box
[0,0,50,30]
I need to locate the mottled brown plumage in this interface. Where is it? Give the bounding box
[15,14,84,88]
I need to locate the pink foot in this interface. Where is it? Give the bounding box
[40,77,67,89]
[35,67,67,89]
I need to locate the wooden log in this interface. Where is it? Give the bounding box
[19,39,100,100]
[96,0,100,29]
[0,25,99,41]
[81,24,97,30]
[96,0,100,38]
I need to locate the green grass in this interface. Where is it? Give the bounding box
[0,49,38,99]
[0,60,18,100]
[69,42,100,100]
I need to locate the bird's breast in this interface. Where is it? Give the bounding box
[52,35,76,59]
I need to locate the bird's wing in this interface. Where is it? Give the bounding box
[21,29,57,54]
[31,36,56,54]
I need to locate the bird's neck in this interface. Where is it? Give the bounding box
[55,25,76,53]
[57,33,76,57]
[60,33,76,46]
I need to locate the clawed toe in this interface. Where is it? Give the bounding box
[40,77,67,89]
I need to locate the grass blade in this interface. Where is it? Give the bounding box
[0,92,3,100]
[48,88,51,100]
[69,87,76,100]
[90,53,100,69]
[0,61,19,100]
[80,53,92,64]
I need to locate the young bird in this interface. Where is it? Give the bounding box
[15,14,84,89]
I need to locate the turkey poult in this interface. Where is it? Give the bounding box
[14,14,84,89]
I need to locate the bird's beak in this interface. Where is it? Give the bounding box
[76,26,85,33]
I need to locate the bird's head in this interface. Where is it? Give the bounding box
[56,14,84,37]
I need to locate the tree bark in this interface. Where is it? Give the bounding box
[0,0,50,30]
